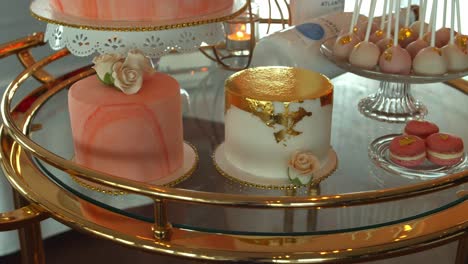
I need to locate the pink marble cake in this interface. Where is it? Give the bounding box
[50,0,234,21]
[68,73,183,183]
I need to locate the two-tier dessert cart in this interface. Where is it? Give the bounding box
[0,0,467,263]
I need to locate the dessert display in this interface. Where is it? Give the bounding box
[389,135,426,167]
[214,67,337,188]
[332,0,468,75]
[369,119,466,177]
[426,133,465,166]
[403,120,439,139]
[322,0,468,123]
[68,49,196,187]
[49,0,234,21]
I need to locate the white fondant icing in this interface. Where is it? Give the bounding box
[224,99,332,180]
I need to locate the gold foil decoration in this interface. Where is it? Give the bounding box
[243,99,312,143]
[440,134,449,140]
[398,28,413,41]
[455,35,468,52]
[383,49,393,61]
[225,67,332,144]
[374,30,384,38]
[433,47,442,56]
[339,35,353,45]
[399,136,416,146]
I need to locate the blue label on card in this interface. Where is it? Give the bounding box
[295,23,325,40]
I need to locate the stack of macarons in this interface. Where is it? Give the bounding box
[389,120,465,167]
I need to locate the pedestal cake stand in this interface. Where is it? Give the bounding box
[320,38,468,123]
[31,0,248,58]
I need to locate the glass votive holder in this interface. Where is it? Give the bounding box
[224,2,260,51]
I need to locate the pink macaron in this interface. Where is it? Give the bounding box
[389,135,426,167]
[426,133,464,166]
[404,120,439,139]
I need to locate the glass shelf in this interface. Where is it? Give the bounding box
[24,51,467,235]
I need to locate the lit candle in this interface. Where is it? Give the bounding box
[228,24,251,41]
[226,24,251,50]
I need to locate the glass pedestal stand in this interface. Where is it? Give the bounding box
[359,81,427,122]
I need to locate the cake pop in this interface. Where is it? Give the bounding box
[349,0,380,70]
[398,0,418,48]
[376,0,395,52]
[454,0,468,53]
[379,0,412,74]
[441,0,468,72]
[333,0,362,59]
[413,0,447,75]
[370,0,389,43]
[410,21,429,36]
[406,0,429,59]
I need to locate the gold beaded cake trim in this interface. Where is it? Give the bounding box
[30,1,248,32]
[70,142,199,196]
[212,144,338,190]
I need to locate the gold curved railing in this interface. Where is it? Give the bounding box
[1,45,466,209]
[0,33,51,232]
[0,33,466,263]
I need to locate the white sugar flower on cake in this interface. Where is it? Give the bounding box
[92,49,154,95]
[288,150,320,185]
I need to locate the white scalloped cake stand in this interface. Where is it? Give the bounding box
[44,23,226,57]
[32,0,248,57]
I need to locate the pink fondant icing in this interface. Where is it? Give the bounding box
[68,73,183,183]
[50,0,234,21]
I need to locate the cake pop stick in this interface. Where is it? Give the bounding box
[376,0,395,52]
[427,0,433,34]
[418,0,426,39]
[441,0,468,72]
[352,0,364,32]
[380,0,388,31]
[450,0,455,44]
[405,0,411,28]
[442,0,448,28]
[386,0,394,38]
[348,0,361,34]
[364,0,378,42]
[406,0,429,58]
[393,0,401,46]
[456,0,461,33]
[430,0,437,47]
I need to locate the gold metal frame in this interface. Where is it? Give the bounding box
[200,0,291,71]
[0,33,467,263]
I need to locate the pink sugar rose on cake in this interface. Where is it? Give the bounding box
[426,133,464,166]
[288,150,320,185]
[403,120,439,139]
[389,135,426,167]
